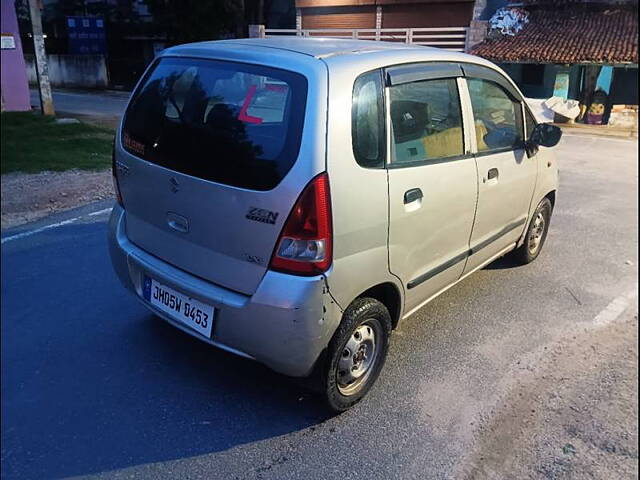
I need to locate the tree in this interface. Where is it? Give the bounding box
[14,0,31,40]
[143,0,244,45]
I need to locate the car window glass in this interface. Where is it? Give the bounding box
[525,107,537,139]
[203,74,290,123]
[122,57,307,191]
[389,78,464,165]
[352,71,384,168]
[164,66,197,119]
[467,78,523,152]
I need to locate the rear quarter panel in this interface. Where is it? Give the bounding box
[322,55,404,314]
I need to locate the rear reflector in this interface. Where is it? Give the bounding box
[269,173,332,276]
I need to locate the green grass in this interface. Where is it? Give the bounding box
[1,112,114,174]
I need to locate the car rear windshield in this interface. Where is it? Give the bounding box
[122,57,308,191]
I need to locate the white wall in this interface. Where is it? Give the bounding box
[24,54,108,89]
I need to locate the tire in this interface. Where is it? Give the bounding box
[322,297,392,412]
[512,197,553,264]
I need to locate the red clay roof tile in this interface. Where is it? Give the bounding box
[470,7,638,64]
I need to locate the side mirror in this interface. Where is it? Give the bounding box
[530,123,562,148]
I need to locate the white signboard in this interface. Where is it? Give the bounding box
[1,34,16,50]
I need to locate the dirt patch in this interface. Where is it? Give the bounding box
[459,310,638,479]
[1,169,113,229]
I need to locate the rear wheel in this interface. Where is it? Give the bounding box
[322,298,391,412]
[512,197,553,264]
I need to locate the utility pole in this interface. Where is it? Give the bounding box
[28,0,55,116]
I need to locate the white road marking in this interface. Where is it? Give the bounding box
[591,284,638,328]
[88,207,113,217]
[1,218,79,244]
[1,207,113,244]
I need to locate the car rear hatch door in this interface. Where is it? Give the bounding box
[115,54,322,295]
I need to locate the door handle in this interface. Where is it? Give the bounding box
[487,168,499,180]
[167,212,189,233]
[404,188,423,204]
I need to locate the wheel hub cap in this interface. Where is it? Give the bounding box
[337,321,379,396]
[528,212,546,254]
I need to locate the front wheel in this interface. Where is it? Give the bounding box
[322,297,392,412]
[512,197,553,264]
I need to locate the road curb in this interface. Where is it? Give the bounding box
[553,123,638,140]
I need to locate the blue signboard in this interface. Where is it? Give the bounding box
[67,16,106,54]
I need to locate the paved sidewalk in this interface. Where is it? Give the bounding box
[553,121,638,139]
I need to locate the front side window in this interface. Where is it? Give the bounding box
[352,70,385,168]
[467,78,524,153]
[122,57,307,191]
[525,107,538,139]
[388,78,464,166]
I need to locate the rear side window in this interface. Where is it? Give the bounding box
[389,78,464,165]
[352,70,385,168]
[122,57,307,191]
[467,78,523,153]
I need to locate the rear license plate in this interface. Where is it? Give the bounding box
[143,276,214,338]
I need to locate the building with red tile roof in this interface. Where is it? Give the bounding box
[467,0,638,126]
[470,6,637,64]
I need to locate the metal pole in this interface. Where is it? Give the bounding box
[28,0,55,116]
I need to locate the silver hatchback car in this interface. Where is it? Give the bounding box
[109,38,561,411]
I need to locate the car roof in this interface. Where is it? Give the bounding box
[169,37,424,59]
[161,37,506,88]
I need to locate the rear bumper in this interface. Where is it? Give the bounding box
[108,204,340,377]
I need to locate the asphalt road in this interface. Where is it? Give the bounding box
[1,134,638,479]
[30,89,129,119]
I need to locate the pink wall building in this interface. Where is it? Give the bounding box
[1,0,31,111]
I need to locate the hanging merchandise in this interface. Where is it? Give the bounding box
[577,66,603,122]
[544,96,581,121]
[489,7,530,36]
[587,89,608,125]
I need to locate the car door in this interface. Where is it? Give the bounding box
[461,65,538,273]
[385,63,478,314]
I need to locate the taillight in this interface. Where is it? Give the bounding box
[269,173,332,276]
[112,147,124,207]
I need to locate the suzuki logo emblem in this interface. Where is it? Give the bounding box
[169,177,179,193]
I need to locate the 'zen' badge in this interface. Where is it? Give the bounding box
[246,207,279,225]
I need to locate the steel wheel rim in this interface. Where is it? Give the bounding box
[528,211,546,255]
[336,318,381,396]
